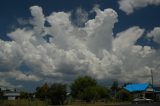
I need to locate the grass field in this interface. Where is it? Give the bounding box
[66,102,131,106]
[0,99,47,106]
[0,99,131,106]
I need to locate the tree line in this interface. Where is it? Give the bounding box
[33,76,132,105]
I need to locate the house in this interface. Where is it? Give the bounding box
[0,87,20,100]
[153,87,160,101]
[124,83,154,99]
[123,83,160,101]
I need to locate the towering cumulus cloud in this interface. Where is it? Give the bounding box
[118,0,160,14]
[0,6,160,88]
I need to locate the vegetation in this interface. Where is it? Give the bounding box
[0,88,3,100]
[82,86,111,103]
[70,76,112,103]
[48,83,67,105]
[20,91,35,100]
[70,76,97,100]
[116,89,133,101]
[111,80,119,95]
[0,76,133,106]
[35,83,67,105]
[35,83,49,100]
[0,99,47,106]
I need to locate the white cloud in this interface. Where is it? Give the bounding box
[118,0,160,14]
[0,70,41,82]
[30,6,45,37]
[0,5,160,88]
[9,70,41,81]
[0,40,23,71]
[0,79,22,88]
[8,28,33,44]
[17,18,29,25]
[113,26,145,53]
[0,80,14,87]
[147,27,160,44]
[86,8,118,58]
[73,8,89,27]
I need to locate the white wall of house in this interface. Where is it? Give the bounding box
[8,96,16,100]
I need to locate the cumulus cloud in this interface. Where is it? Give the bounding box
[0,70,40,82]
[147,27,160,44]
[0,5,160,88]
[0,79,22,88]
[72,8,89,27]
[118,0,160,14]
[113,26,145,53]
[0,80,14,88]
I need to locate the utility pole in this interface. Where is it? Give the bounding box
[151,69,154,87]
[150,69,155,100]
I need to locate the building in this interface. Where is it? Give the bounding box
[124,83,160,101]
[0,87,20,100]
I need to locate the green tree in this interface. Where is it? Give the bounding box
[96,86,111,99]
[116,89,133,101]
[0,88,3,99]
[111,80,119,91]
[82,86,111,102]
[35,83,49,100]
[111,80,119,100]
[82,86,99,102]
[48,83,67,105]
[70,76,97,99]
[20,91,29,99]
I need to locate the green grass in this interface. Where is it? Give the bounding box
[0,99,131,106]
[66,101,131,106]
[0,99,47,106]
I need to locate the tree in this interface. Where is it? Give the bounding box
[96,86,111,99]
[0,88,3,99]
[20,91,34,99]
[70,76,97,99]
[82,85,110,102]
[122,82,133,88]
[111,80,120,99]
[116,89,133,101]
[35,83,49,100]
[43,83,49,93]
[70,76,112,102]
[20,91,29,99]
[82,86,99,102]
[48,83,67,105]
[111,80,119,92]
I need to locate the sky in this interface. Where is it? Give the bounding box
[0,0,160,91]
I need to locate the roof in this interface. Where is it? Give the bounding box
[124,83,149,92]
[4,92,20,96]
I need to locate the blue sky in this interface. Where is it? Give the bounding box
[0,0,160,91]
[1,0,160,40]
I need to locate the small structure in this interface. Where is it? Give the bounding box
[2,88,20,100]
